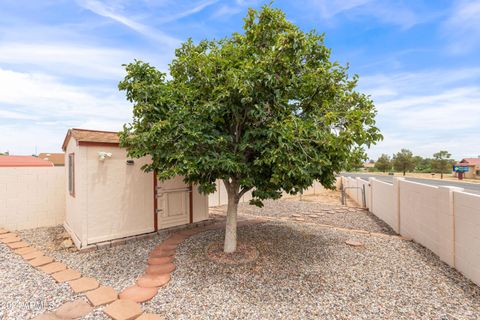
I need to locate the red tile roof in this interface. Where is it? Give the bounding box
[0,155,54,167]
[62,128,120,151]
[459,158,480,165]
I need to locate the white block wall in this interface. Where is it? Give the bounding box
[454,191,480,286]
[398,180,441,255]
[370,179,396,231]
[341,175,480,287]
[208,179,332,206]
[0,167,65,230]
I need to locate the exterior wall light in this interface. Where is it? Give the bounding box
[98,152,112,161]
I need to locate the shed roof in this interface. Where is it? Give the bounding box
[38,153,65,166]
[62,128,120,151]
[0,155,54,167]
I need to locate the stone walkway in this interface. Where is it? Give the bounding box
[0,226,183,320]
[0,218,265,320]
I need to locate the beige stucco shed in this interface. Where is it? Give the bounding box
[62,128,209,249]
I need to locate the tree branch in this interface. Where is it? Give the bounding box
[239,186,252,198]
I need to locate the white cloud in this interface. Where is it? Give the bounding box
[0,67,133,154]
[442,0,480,53]
[77,0,181,47]
[316,0,373,18]
[361,68,480,160]
[312,0,428,29]
[157,0,219,24]
[0,68,130,120]
[0,43,131,80]
[0,123,66,155]
[211,5,243,19]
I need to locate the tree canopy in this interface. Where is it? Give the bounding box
[433,150,453,179]
[375,154,391,172]
[119,5,381,252]
[392,149,415,176]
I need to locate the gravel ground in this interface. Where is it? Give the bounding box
[142,221,480,320]
[15,227,170,319]
[3,196,479,319]
[213,198,395,235]
[19,227,169,293]
[0,242,80,319]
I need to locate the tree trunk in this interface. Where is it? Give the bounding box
[223,179,240,253]
[441,172,443,179]
[224,192,239,253]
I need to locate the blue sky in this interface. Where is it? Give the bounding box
[0,0,479,160]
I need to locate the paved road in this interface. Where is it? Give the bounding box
[342,173,480,195]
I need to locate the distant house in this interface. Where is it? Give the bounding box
[0,155,53,167]
[362,162,375,171]
[454,158,480,179]
[38,153,65,166]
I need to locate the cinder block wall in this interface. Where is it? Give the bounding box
[370,179,396,231]
[208,179,332,206]
[454,191,480,286]
[0,167,65,230]
[341,175,480,287]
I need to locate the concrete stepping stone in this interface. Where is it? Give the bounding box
[291,214,301,218]
[119,285,159,303]
[145,263,176,275]
[23,250,44,260]
[0,228,9,234]
[86,286,118,307]
[29,256,54,267]
[293,218,305,221]
[38,262,67,274]
[147,256,174,265]
[153,243,178,252]
[7,241,30,249]
[54,299,93,319]
[345,240,364,247]
[136,273,171,288]
[103,299,143,320]
[149,249,175,259]
[136,313,165,320]
[69,277,99,293]
[2,236,22,243]
[14,246,36,255]
[163,234,188,245]
[51,269,82,282]
[0,232,16,239]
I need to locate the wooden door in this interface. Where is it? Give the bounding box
[156,176,190,229]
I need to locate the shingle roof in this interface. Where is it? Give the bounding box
[0,155,54,167]
[459,158,480,165]
[38,153,65,166]
[62,128,120,151]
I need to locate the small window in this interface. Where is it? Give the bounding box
[68,153,75,196]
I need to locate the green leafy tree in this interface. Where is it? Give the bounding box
[118,6,382,252]
[413,156,433,173]
[433,150,452,179]
[375,154,391,172]
[393,149,415,176]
